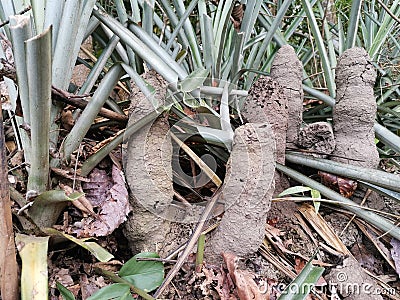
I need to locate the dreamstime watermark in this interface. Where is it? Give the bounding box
[123,77,274,223]
[254,272,396,297]
[326,271,396,297]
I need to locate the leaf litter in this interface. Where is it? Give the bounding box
[69,164,131,237]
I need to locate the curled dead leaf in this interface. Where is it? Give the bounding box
[318,171,357,198]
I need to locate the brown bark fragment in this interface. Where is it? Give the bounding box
[0,102,18,300]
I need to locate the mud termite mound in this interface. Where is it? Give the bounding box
[207,123,276,260]
[123,70,174,255]
[270,44,304,149]
[332,48,384,211]
[243,76,288,194]
[271,45,335,158]
[332,47,379,168]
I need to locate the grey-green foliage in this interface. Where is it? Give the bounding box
[0,1,96,228]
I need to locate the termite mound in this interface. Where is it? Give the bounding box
[270,44,303,149]
[207,123,276,260]
[123,70,175,255]
[332,47,379,168]
[243,76,288,194]
[332,47,383,209]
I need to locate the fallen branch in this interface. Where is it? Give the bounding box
[0,61,127,123]
[51,86,128,123]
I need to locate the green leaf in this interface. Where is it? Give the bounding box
[43,228,114,262]
[63,64,124,159]
[345,0,362,49]
[311,189,321,213]
[178,67,210,92]
[84,242,115,262]
[87,283,132,300]
[278,258,324,300]
[25,25,52,193]
[182,92,201,108]
[16,234,50,300]
[285,153,400,193]
[301,0,335,97]
[119,252,164,292]
[56,282,76,300]
[32,190,83,206]
[278,186,312,197]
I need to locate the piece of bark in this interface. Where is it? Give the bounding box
[207,123,276,260]
[270,44,304,148]
[0,102,19,300]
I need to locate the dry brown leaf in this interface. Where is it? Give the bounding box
[222,252,268,300]
[294,257,306,274]
[318,171,357,198]
[51,167,91,182]
[81,168,113,206]
[9,150,24,167]
[92,129,124,153]
[351,242,382,275]
[354,220,396,271]
[71,165,131,237]
[265,224,309,261]
[93,260,123,273]
[202,266,235,300]
[61,109,75,131]
[80,274,107,300]
[60,183,95,216]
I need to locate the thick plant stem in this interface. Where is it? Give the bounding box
[285,152,400,192]
[26,27,52,193]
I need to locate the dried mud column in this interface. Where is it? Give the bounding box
[332,48,383,212]
[332,47,379,168]
[326,49,384,298]
[270,44,304,148]
[207,123,276,259]
[123,71,173,255]
[243,77,288,194]
[271,45,335,157]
